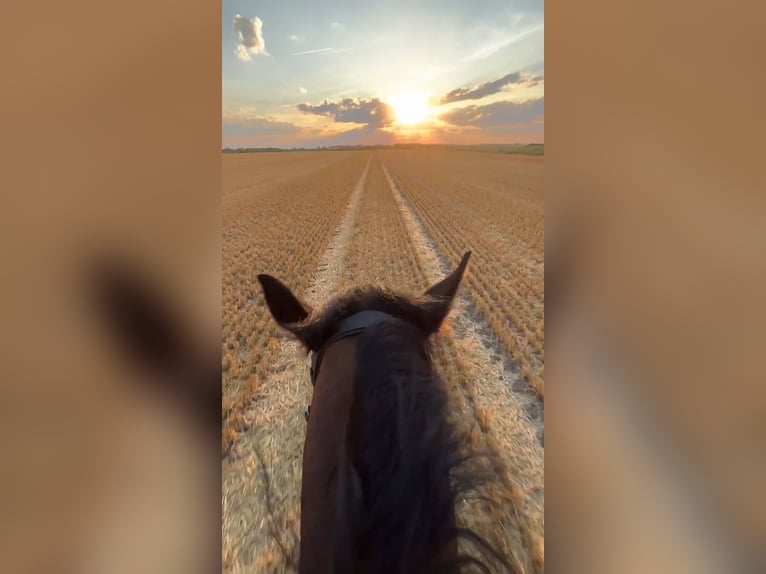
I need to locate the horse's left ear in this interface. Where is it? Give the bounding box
[257,274,313,335]
[422,251,471,332]
[86,256,220,432]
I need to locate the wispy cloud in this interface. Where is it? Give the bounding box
[299,126,394,148]
[439,72,542,104]
[464,23,543,62]
[223,116,300,136]
[234,15,268,61]
[292,47,334,56]
[222,106,258,122]
[299,86,308,95]
[439,98,544,128]
[297,98,394,129]
[331,21,345,31]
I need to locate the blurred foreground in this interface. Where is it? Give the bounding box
[0,3,221,572]
[547,3,765,571]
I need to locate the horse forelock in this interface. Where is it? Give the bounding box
[291,286,445,352]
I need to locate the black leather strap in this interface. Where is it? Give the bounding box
[309,310,393,386]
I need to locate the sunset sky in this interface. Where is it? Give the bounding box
[222,1,543,148]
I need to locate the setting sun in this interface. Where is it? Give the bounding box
[389,92,431,125]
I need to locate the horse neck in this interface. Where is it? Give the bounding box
[299,323,461,574]
[299,337,359,574]
[347,322,460,574]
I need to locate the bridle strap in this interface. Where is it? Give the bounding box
[305,310,393,421]
[310,310,393,386]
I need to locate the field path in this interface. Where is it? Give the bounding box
[382,163,544,443]
[222,155,371,572]
[379,151,544,397]
[382,161,545,573]
[305,154,371,301]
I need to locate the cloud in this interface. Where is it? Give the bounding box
[439,98,544,128]
[234,15,267,61]
[297,98,395,129]
[221,106,258,122]
[222,117,300,137]
[439,72,542,104]
[464,23,544,62]
[311,126,394,147]
[292,47,333,56]
[299,86,308,95]
[331,21,345,31]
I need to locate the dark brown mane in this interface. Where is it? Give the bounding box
[341,315,510,573]
[291,286,451,352]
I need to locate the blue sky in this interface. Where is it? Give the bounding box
[222,1,544,148]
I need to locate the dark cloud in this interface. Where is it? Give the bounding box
[297,98,395,129]
[439,98,544,128]
[439,72,542,104]
[222,117,300,137]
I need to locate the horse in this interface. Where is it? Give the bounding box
[258,251,512,574]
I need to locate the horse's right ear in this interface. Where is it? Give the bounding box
[420,251,471,333]
[424,251,471,302]
[257,274,313,333]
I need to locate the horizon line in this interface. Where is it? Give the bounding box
[222,142,544,152]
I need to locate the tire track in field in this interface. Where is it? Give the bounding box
[383,162,545,574]
[222,155,371,573]
[304,155,371,302]
[382,163,544,442]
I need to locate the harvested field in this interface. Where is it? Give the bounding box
[222,150,544,573]
[379,149,544,397]
[222,151,369,451]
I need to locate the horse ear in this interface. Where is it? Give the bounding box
[422,251,471,332]
[89,257,192,376]
[86,256,220,432]
[425,251,471,301]
[257,274,313,333]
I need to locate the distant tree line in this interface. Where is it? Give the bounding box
[222,143,543,155]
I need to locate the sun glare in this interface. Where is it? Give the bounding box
[389,93,430,125]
